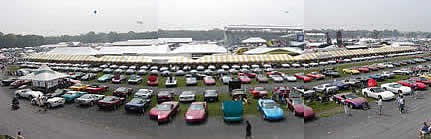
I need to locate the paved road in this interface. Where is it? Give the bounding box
[305,89,431,139]
[0,86,304,139]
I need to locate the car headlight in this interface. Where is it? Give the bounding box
[187,116,193,119]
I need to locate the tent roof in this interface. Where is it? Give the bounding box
[19,65,69,81]
[241,37,267,43]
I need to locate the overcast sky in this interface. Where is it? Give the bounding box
[1,0,430,36]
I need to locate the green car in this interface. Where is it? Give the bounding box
[62,91,87,102]
[97,74,114,82]
[222,101,243,122]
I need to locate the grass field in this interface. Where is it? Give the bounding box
[7,66,20,72]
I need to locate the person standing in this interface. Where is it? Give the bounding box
[377,96,383,115]
[410,86,415,97]
[342,100,351,116]
[399,95,405,113]
[245,120,252,139]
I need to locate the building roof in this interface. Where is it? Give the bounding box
[112,39,159,46]
[47,45,171,55]
[158,38,192,43]
[46,47,99,55]
[171,44,227,54]
[241,37,267,43]
[19,65,69,81]
[243,47,303,54]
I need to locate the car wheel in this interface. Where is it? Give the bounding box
[16,94,21,98]
[263,114,267,120]
[47,103,52,109]
[383,87,387,91]
[348,103,353,109]
[398,90,402,94]
[364,93,368,98]
[362,103,369,110]
[90,101,94,106]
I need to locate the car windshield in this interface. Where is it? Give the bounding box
[103,97,115,101]
[158,92,169,96]
[373,88,385,92]
[205,77,213,80]
[73,84,81,87]
[255,88,264,91]
[89,85,99,88]
[182,91,193,95]
[240,76,247,78]
[205,90,217,95]
[130,75,137,80]
[157,104,172,111]
[189,104,204,110]
[116,88,127,92]
[80,94,91,99]
[263,102,278,109]
[65,92,76,95]
[345,94,358,99]
[292,99,303,105]
[393,84,402,88]
[130,98,144,104]
[55,89,63,93]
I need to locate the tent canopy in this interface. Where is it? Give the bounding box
[19,64,69,81]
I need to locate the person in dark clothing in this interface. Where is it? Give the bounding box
[245,120,252,139]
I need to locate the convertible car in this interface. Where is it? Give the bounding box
[333,93,368,109]
[257,99,284,120]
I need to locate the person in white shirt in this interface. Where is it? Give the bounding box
[377,96,383,115]
[399,96,405,113]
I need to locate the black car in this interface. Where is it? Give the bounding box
[319,69,340,77]
[70,72,85,80]
[124,98,150,113]
[204,90,218,102]
[1,78,17,86]
[368,74,384,81]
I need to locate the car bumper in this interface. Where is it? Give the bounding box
[125,106,144,112]
[185,117,205,123]
[179,98,195,102]
[223,116,243,122]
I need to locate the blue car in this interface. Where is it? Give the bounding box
[97,74,114,82]
[332,81,350,90]
[125,98,150,113]
[257,99,284,120]
[368,75,384,81]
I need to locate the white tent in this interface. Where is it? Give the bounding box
[241,37,267,43]
[19,64,69,89]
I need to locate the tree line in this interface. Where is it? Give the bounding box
[0,29,429,48]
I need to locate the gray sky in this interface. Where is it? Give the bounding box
[1,0,430,36]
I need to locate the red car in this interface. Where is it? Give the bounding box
[203,76,216,85]
[238,73,256,78]
[111,75,127,84]
[265,71,282,77]
[184,102,207,123]
[86,84,108,94]
[413,56,424,58]
[273,87,290,96]
[286,98,314,119]
[256,74,269,83]
[397,80,427,90]
[149,101,179,123]
[352,67,369,72]
[249,87,268,98]
[10,80,31,88]
[410,77,431,86]
[305,72,325,80]
[147,75,159,86]
[113,87,133,98]
[365,66,378,71]
[294,73,312,82]
[336,59,344,63]
[97,96,126,110]
[239,75,251,84]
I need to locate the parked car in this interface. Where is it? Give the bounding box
[149,101,180,123]
[319,69,340,77]
[249,87,268,98]
[221,75,232,84]
[294,73,312,82]
[102,68,113,73]
[282,74,297,82]
[69,83,88,91]
[238,72,256,78]
[157,91,175,103]
[381,71,395,79]
[306,72,325,80]
[342,68,360,74]
[286,98,314,119]
[31,96,66,108]
[127,74,143,84]
[313,83,338,93]
[134,89,154,99]
[222,101,243,122]
[81,73,96,81]
[203,76,216,85]
[70,72,85,80]
[112,75,127,84]
[409,77,431,86]
[165,76,177,87]
[256,74,269,83]
[125,69,136,75]
[97,74,114,82]
[270,74,284,83]
[62,91,87,102]
[15,89,43,99]
[368,74,385,81]
[113,87,133,98]
[46,89,69,97]
[125,98,151,113]
[179,91,196,102]
[184,102,208,123]
[86,84,109,94]
[392,69,412,75]
[175,70,185,76]
[147,75,159,86]
[75,94,105,106]
[397,80,427,90]
[1,78,17,86]
[97,96,126,110]
[361,87,395,100]
[381,83,411,95]
[239,75,251,84]
[10,80,31,89]
[333,93,368,109]
[331,81,350,90]
[257,99,284,120]
[185,76,197,86]
[137,69,147,75]
[204,90,218,102]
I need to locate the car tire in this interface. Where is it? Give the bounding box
[398,90,402,94]
[362,103,369,110]
[90,101,94,106]
[364,93,368,98]
[348,103,353,109]
[47,103,52,109]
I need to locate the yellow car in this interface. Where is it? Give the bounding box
[420,74,431,80]
[343,68,360,74]
[69,84,89,91]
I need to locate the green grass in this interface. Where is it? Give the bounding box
[7,65,20,72]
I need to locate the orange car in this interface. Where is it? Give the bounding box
[69,84,89,91]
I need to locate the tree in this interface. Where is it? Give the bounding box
[4,34,17,48]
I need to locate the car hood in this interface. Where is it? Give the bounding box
[294,104,304,113]
[158,110,172,117]
[304,106,314,116]
[350,97,367,104]
[186,110,205,117]
[48,97,64,102]
[262,108,283,116]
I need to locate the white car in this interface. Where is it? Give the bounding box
[160,67,169,71]
[392,69,412,75]
[15,89,43,99]
[270,75,284,83]
[313,84,338,93]
[381,83,411,95]
[208,65,216,70]
[221,65,230,70]
[319,61,329,65]
[264,68,274,72]
[292,63,301,68]
[252,68,262,73]
[362,87,395,100]
[134,89,154,99]
[75,94,104,106]
[251,64,260,69]
[31,96,66,108]
[232,65,241,69]
[328,60,337,64]
[302,64,309,68]
[281,64,290,68]
[309,63,319,67]
[221,76,232,84]
[241,65,250,69]
[165,76,177,87]
[229,69,238,74]
[196,66,205,71]
[282,74,297,82]
[263,64,272,68]
[179,91,196,102]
